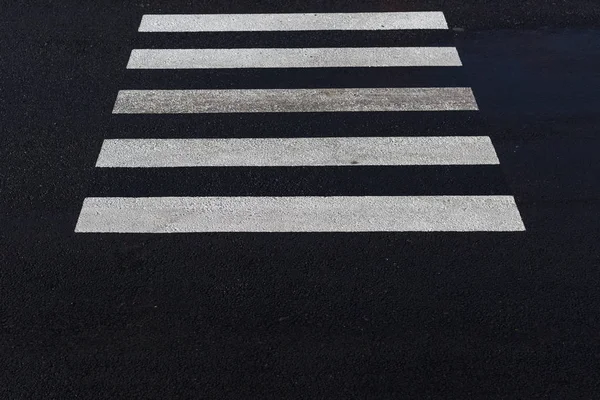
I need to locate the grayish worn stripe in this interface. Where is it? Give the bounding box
[95,137,499,167]
[127,47,462,69]
[75,196,525,233]
[138,12,449,32]
[112,88,479,114]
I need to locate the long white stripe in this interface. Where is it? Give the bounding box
[112,88,478,114]
[75,196,525,233]
[96,137,499,167]
[138,12,449,32]
[127,48,462,69]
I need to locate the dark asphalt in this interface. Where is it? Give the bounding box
[2,1,600,398]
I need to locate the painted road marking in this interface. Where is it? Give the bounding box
[127,48,462,69]
[112,88,479,114]
[138,12,449,32]
[75,196,525,233]
[76,10,527,233]
[95,137,499,167]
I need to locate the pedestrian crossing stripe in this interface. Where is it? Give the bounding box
[95,137,500,167]
[75,196,525,233]
[126,48,463,69]
[112,88,479,114]
[138,12,449,32]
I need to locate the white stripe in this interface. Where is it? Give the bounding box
[75,196,525,233]
[112,88,478,114]
[138,12,449,32]
[95,137,499,167]
[127,48,462,69]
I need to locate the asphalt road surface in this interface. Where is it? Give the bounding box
[2,0,600,398]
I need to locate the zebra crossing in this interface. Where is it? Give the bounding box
[75,11,526,233]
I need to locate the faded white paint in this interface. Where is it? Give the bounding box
[112,88,479,114]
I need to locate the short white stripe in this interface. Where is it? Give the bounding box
[112,88,479,114]
[138,12,449,32]
[95,137,499,167]
[127,48,462,69]
[75,196,525,233]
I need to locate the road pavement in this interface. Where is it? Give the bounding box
[2,1,600,398]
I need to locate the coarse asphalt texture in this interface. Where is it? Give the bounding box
[2,0,600,398]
